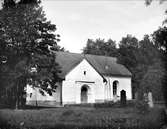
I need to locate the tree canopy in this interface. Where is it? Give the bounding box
[83,38,119,57]
[2,0,41,8]
[0,1,62,108]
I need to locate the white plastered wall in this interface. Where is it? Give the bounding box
[62,59,105,104]
[104,76,132,100]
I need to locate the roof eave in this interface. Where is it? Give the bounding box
[103,74,132,78]
[84,58,107,82]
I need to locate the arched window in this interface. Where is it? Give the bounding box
[113,81,119,96]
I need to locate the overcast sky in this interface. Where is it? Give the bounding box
[14,1,167,53]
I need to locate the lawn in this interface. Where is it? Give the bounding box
[0,106,166,129]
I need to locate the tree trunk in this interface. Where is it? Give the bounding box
[15,80,19,109]
[15,98,18,109]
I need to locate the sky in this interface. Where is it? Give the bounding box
[1,0,166,53]
[41,0,167,53]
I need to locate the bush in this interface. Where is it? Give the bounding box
[134,100,149,114]
[94,101,115,108]
[139,108,167,129]
[94,100,136,108]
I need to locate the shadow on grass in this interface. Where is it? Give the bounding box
[0,106,166,129]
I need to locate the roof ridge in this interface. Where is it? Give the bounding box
[54,51,131,78]
[55,51,117,60]
[84,53,117,59]
[54,51,82,56]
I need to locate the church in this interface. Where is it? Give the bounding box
[26,52,132,107]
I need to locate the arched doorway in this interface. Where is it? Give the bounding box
[81,85,90,103]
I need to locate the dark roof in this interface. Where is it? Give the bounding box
[55,51,132,79]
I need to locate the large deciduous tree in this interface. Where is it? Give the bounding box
[151,26,167,105]
[2,0,40,8]
[144,0,167,105]
[83,38,119,57]
[118,34,139,69]
[152,27,167,54]
[118,34,164,100]
[0,1,61,108]
[139,60,166,101]
[118,35,141,98]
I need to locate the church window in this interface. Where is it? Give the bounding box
[113,81,119,96]
[30,93,32,98]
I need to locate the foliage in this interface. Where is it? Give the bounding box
[145,0,166,5]
[134,100,149,114]
[118,34,139,69]
[83,38,119,57]
[139,61,166,101]
[0,2,62,108]
[118,35,146,97]
[117,33,166,101]
[94,100,135,108]
[151,26,167,104]
[152,26,167,54]
[2,0,41,8]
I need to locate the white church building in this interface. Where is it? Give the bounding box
[26,52,132,106]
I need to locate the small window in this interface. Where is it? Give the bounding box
[84,71,86,75]
[30,93,32,98]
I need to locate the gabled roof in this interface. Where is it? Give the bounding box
[55,51,132,79]
[55,52,83,79]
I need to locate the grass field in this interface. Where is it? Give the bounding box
[0,106,166,129]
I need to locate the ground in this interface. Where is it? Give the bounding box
[0,106,166,129]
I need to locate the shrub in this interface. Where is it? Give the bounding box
[134,100,149,114]
[94,100,136,108]
[139,108,167,129]
[94,101,115,108]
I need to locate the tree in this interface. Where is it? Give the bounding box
[152,27,167,54]
[145,0,167,24]
[151,26,167,105]
[0,2,61,108]
[119,34,139,49]
[117,34,161,99]
[145,0,165,5]
[82,33,166,101]
[83,38,119,57]
[139,60,166,101]
[117,35,141,98]
[138,35,161,65]
[145,0,167,105]
[134,34,166,103]
[118,34,139,69]
[2,0,40,8]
